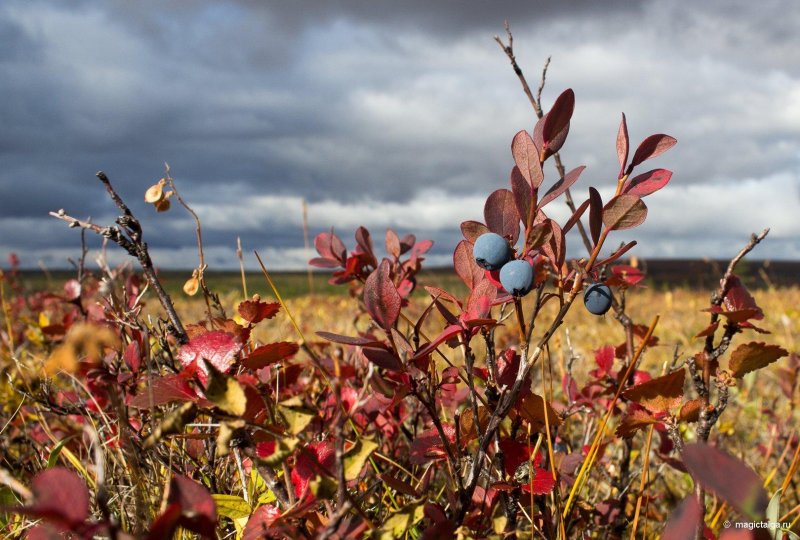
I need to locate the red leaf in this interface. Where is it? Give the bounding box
[542,219,565,271]
[453,240,484,290]
[460,220,489,243]
[542,89,575,153]
[616,112,629,173]
[123,340,141,373]
[242,342,299,369]
[238,299,280,324]
[243,505,282,540]
[177,330,244,384]
[292,441,336,498]
[23,468,89,528]
[146,503,183,540]
[354,226,377,266]
[595,345,615,375]
[628,134,677,172]
[723,275,763,320]
[538,166,586,210]
[385,229,401,259]
[602,194,648,231]
[410,425,456,464]
[611,265,645,286]
[168,475,217,538]
[682,443,768,520]
[511,130,544,188]
[128,374,196,408]
[363,259,401,330]
[588,187,603,246]
[622,368,685,414]
[562,198,590,235]
[412,325,463,364]
[662,496,702,540]
[484,189,521,244]
[622,168,673,197]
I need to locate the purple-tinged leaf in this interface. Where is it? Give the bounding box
[460,220,489,244]
[622,169,673,197]
[616,113,629,174]
[593,241,637,268]
[399,233,416,254]
[316,331,383,347]
[510,166,533,227]
[511,130,544,188]
[526,222,553,250]
[542,219,565,272]
[363,259,401,330]
[308,257,340,269]
[588,187,603,245]
[682,443,769,520]
[602,195,648,230]
[662,496,702,540]
[484,189,521,244]
[412,325,463,364]
[543,89,575,152]
[362,347,404,371]
[628,134,677,172]
[538,166,586,210]
[355,226,377,267]
[562,198,590,235]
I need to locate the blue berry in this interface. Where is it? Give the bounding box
[499,260,534,297]
[584,283,613,315]
[472,233,511,270]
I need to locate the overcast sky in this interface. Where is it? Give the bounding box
[1,0,798,270]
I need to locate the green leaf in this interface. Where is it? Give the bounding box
[344,439,379,481]
[47,436,76,468]
[767,489,782,540]
[376,504,425,540]
[212,494,252,520]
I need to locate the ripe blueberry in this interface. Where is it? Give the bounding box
[499,259,534,297]
[472,232,511,271]
[584,283,613,315]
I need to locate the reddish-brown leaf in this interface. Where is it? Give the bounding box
[616,112,629,173]
[20,468,90,528]
[526,222,553,250]
[379,473,420,498]
[694,321,720,338]
[168,475,217,538]
[628,134,677,171]
[362,347,404,371]
[538,166,585,210]
[728,342,788,378]
[511,130,544,188]
[588,187,603,245]
[510,166,533,226]
[543,88,575,151]
[128,374,197,408]
[723,275,764,320]
[515,393,562,431]
[562,198,590,235]
[484,189,520,244]
[385,229,401,259]
[238,299,280,324]
[679,398,704,423]
[616,408,658,438]
[242,342,299,369]
[363,259,401,330]
[410,425,456,464]
[243,505,282,540]
[622,168,673,198]
[682,443,768,520]
[622,368,685,414]
[453,240,484,290]
[602,194,648,231]
[316,331,383,347]
[460,220,489,243]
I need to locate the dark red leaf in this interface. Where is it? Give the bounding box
[168,475,217,538]
[460,221,489,243]
[243,505,282,540]
[542,219,565,271]
[588,187,603,245]
[593,241,637,268]
[538,166,586,210]
[128,374,196,408]
[622,168,673,197]
[484,189,521,244]
[379,473,420,497]
[362,347,404,371]
[242,342,299,369]
[682,443,768,520]
[315,331,383,347]
[602,195,648,231]
[412,325,463,364]
[543,88,575,152]
[146,503,183,540]
[23,468,89,528]
[123,340,141,373]
[562,198,590,235]
[363,259,401,330]
[510,166,533,227]
[410,425,456,464]
[662,496,702,540]
[628,134,677,172]
[314,230,346,262]
[723,275,763,320]
[511,130,544,188]
[292,441,335,498]
[616,112,629,173]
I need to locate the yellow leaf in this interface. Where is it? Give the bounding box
[183,276,200,296]
[343,438,378,481]
[212,494,251,520]
[205,363,247,417]
[277,397,315,435]
[144,179,166,203]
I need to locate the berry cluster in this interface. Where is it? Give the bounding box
[473,231,613,315]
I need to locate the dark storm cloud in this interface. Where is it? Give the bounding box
[0,0,798,269]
